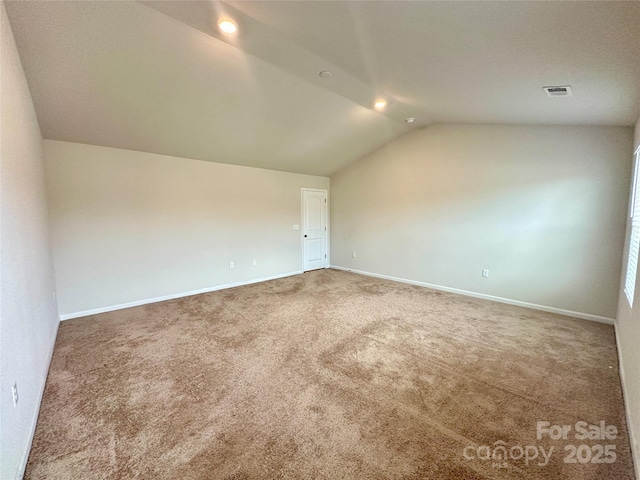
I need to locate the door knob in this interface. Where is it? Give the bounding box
[304,235,308,237]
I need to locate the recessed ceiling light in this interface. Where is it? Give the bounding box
[218,19,238,34]
[374,99,387,110]
[405,117,416,124]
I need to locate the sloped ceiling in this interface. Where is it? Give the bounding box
[5,1,640,176]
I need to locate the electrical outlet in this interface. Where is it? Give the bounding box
[12,383,18,407]
[292,224,300,230]
[482,269,489,278]
[229,261,234,269]
[352,252,357,258]
[253,259,257,266]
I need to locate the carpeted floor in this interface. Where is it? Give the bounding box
[26,269,635,479]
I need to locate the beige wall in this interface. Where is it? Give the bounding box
[331,124,633,320]
[616,116,640,475]
[0,4,60,478]
[44,140,329,318]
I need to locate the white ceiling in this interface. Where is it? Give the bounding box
[5,1,640,176]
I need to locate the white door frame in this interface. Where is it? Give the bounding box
[301,188,329,271]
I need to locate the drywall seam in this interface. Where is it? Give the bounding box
[59,271,304,320]
[614,323,639,479]
[331,266,614,324]
[14,318,60,480]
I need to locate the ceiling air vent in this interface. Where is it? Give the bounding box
[543,85,573,97]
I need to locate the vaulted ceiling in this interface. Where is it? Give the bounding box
[5,1,640,176]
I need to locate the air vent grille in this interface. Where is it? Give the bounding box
[543,85,573,97]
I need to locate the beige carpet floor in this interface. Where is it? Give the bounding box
[26,269,635,479]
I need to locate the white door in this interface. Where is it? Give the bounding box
[302,189,328,271]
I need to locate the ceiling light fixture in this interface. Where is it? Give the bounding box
[374,99,387,110]
[319,71,333,79]
[218,19,238,34]
[405,117,416,124]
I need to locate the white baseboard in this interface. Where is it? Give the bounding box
[59,271,304,321]
[330,265,615,324]
[15,316,60,480]
[614,325,640,480]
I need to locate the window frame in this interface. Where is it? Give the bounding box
[624,145,640,307]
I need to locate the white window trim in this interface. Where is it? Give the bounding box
[624,145,640,307]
